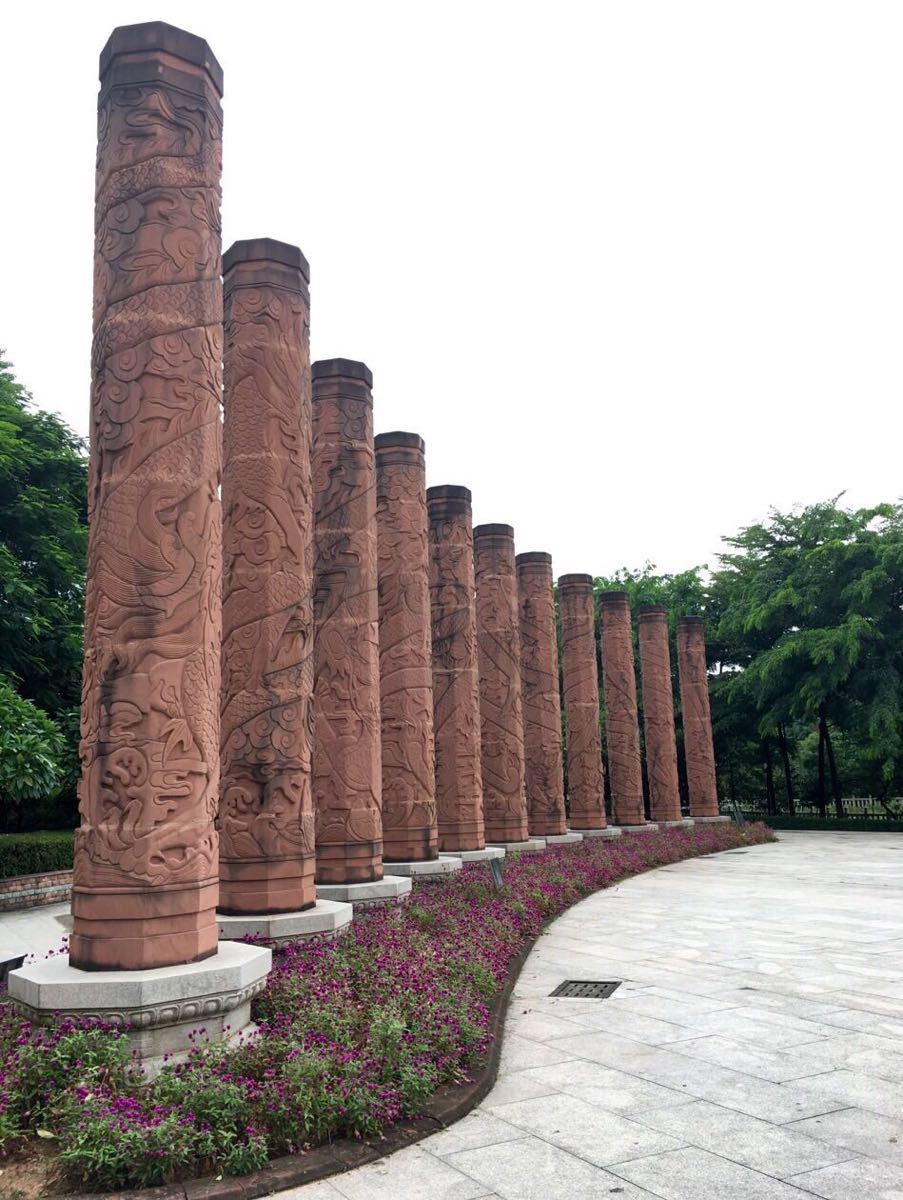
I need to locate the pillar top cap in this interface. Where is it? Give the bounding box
[427,485,471,504]
[223,238,310,282]
[100,22,223,94]
[637,603,668,617]
[375,431,425,453]
[312,359,373,387]
[516,551,552,566]
[474,523,514,540]
[558,573,594,588]
[678,614,705,625]
[600,589,630,605]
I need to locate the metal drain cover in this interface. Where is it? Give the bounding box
[550,980,621,999]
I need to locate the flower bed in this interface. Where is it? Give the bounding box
[0,822,773,1194]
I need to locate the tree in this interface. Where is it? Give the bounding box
[711,499,903,813]
[0,353,88,716]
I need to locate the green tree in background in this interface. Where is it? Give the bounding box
[0,353,86,830]
[711,499,903,817]
[0,353,87,715]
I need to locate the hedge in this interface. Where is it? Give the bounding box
[0,831,74,879]
[758,815,903,833]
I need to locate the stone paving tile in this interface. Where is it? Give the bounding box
[515,1059,696,1114]
[279,1181,348,1200]
[425,1112,527,1157]
[633,1098,852,1177]
[792,1069,903,1121]
[498,1032,576,1072]
[788,1156,903,1199]
[327,1145,490,1199]
[444,1135,661,1199]
[505,1007,596,1042]
[664,1033,831,1084]
[673,1007,838,1048]
[489,1092,685,1165]
[609,1145,831,1199]
[786,1107,903,1167]
[479,1071,556,1106]
[551,1004,705,1045]
[543,1031,846,1122]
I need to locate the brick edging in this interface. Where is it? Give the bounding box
[0,868,72,912]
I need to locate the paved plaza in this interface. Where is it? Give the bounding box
[279,831,903,1199]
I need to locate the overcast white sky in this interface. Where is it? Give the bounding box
[1,1,899,576]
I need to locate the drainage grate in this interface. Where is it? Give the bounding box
[550,980,621,999]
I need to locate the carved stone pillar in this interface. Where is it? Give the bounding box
[516,553,566,836]
[600,592,645,826]
[70,22,225,971]
[558,575,606,830]
[312,360,382,883]
[219,239,315,915]
[427,487,485,851]
[637,605,681,824]
[474,525,529,844]
[375,433,438,862]
[677,616,720,817]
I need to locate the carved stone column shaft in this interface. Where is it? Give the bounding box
[517,553,566,836]
[71,23,224,971]
[427,487,485,851]
[600,591,645,826]
[474,525,529,844]
[219,239,315,914]
[312,360,383,883]
[558,575,606,829]
[677,616,720,817]
[637,605,681,823]
[376,433,438,862]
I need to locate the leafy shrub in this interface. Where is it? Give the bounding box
[0,831,73,879]
[0,677,69,832]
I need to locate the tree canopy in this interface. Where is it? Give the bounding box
[0,353,87,715]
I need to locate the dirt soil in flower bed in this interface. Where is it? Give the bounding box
[0,822,774,1199]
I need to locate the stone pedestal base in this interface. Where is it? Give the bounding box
[217,901,353,946]
[615,823,661,834]
[488,839,547,855]
[383,858,463,877]
[315,876,412,910]
[693,815,731,823]
[8,941,271,1071]
[661,818,695,828]
[441,846,506,863]
[573,827,623,839]
[543,832,584,845]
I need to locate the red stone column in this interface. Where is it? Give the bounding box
[219,239,315,914]
[375,433,438,862]
[311,360,383,883]
[558,575,606,829]
[677,616,720,817]
[517,553,566,836]
[427,487,485,851]
[70,23,224,971]
[600,592,645,826]
[474,525,529,843]
[637,605,681,823]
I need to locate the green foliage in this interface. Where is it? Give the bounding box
[0,831,74,878]
[0,678,74,832]
[0,355,87,717]
[711,498,903,807]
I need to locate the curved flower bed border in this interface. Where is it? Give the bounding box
[4,823,774,1199]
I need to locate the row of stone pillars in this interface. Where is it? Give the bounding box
[8,21,724,1067]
